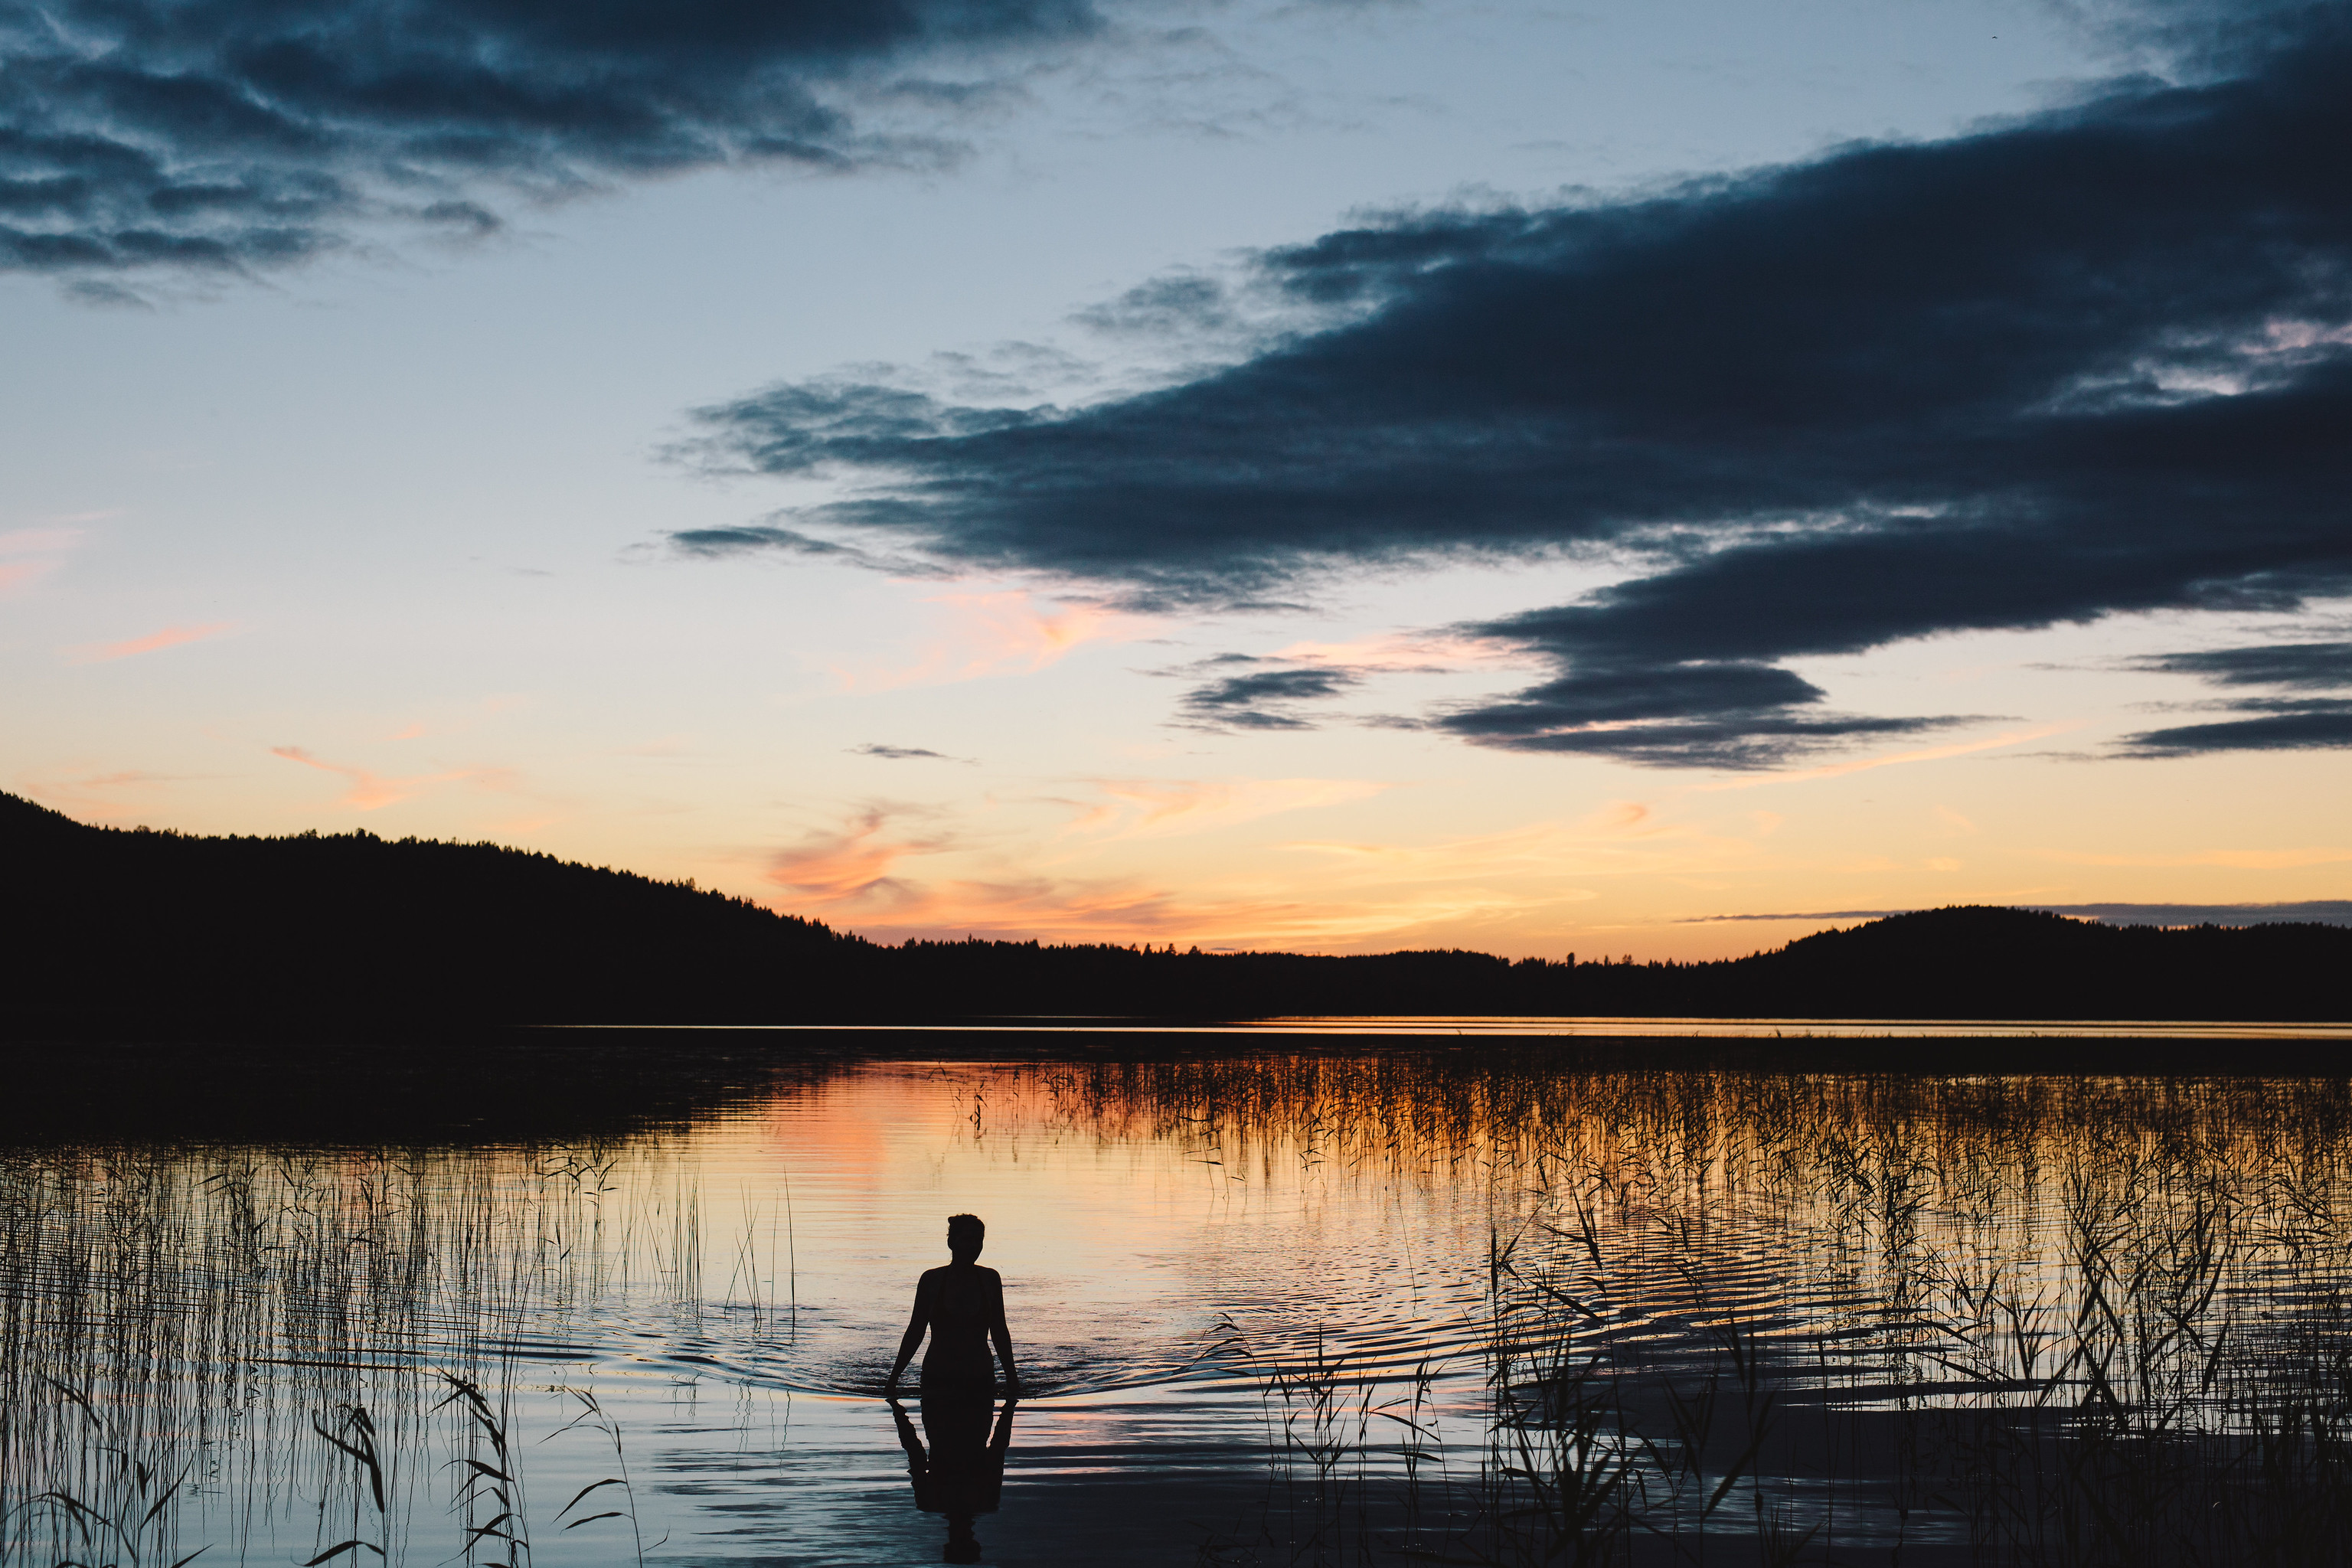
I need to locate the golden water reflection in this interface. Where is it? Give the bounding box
[5,1053,2351,1565]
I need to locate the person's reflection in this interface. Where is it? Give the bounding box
[884,1214,1026,1562]
[887,1393,1017,1563]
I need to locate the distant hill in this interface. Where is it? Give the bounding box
[4,792,2345,1031]
[1,791,856,1033]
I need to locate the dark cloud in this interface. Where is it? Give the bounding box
[1422,653,1978,766]
[665,521,955,577]
[851,743,974,762]
[2116,636,2352,753]
[2132,640,2352,688]
[691,16,2352,766]
[2120,697,2352,755]
[1175,660,1359,730]
[0,0,1105,280]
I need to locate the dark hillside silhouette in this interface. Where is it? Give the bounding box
[2,791,856,1033]
[4,792,2345,1032]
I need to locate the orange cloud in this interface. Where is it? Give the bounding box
[68,621,235,664]
[756,795,1577,949]
[831,590,1145,692]
[271,746,431,810]
[765,808,957,903]
[821,871,1586,951]
[17,769,196,822]
[270,746,537,813]
[0,524,90,594]
[1064,776,1388,840]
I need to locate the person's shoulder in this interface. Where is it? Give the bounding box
[977,1265,1004,1283]
[917,1265,951,1285]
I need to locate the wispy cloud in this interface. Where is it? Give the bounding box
[17,768,205,821]
[67,621,235,664]
[1063,776,1387,840]
[850,743,978,763]
[269,745,520,812]
[763,805,959,903]
[1269,631,1521,671]
[829,590,1147,692]
[0,525,90,593]
[1690,724,2076,790]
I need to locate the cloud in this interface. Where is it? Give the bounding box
[2132,639,2352,688]
[2116,636,2352,753]
[828,589,1145,691]
[67,620,234,663]
[0,524,87,592]
[17,767,207,820]
[689,15,2352,766]
[272,744,432,810]
[1690,724,2076,789]
[2119,697,2352,755]
[1423,652,1973,767]
[0,0,1112,283]
[1174,658,1360,730]
[1063,775,1386,838]
[850,743,975,763]
[765,806,955,903]
[270,743,521,811]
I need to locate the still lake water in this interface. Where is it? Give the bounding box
[9,1034,2352,1566]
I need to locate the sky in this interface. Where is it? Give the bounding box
[5,0,2348,959]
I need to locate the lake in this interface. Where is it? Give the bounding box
[8,1030,2352,1566]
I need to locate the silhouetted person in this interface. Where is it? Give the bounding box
[888,1393,1018,1563]
[885,1214,1024,1562]
[886,1214,1023,1396]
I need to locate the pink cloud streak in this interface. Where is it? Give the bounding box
[70,622,235,664]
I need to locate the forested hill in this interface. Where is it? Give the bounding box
[5,792,2346,1031]
[2,791,854,1028]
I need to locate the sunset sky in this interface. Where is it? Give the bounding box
[5,0,2347,959]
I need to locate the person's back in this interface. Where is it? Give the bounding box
[916,1261,1004,1387]
[887,1215,1023,1396]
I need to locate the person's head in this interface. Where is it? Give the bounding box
[946,1213,985,1263]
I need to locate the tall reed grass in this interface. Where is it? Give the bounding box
[0,1140,714,1568]
[1018,1056,2352,1566]
[11,1053,2352,1567]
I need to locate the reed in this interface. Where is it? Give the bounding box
[0,1138,702,1568]
[13,1054,2352,1567]
[1029,1054,2352,1566]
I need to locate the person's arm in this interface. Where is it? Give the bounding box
[988,1271,1023,1393]
[885,1273,933,1391]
